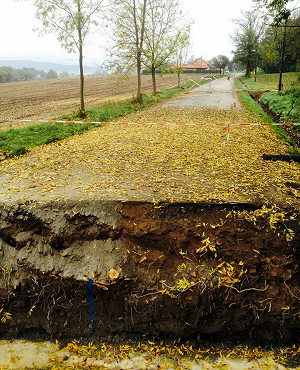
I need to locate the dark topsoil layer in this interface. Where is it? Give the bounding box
[0,200,300,345]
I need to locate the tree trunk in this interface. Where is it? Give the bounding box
[133,0,147,103]
[278,18,288,93]
[136,52,142,102]
[77,1,85,117]
[79,44,85,117]
[254,49,259,82]
[177,69,181,87]
[151,64,157,95]
[245,60,251,78]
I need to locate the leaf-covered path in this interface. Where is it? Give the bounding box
[0,91,299,207]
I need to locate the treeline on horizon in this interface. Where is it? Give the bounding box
[0,66,73,83]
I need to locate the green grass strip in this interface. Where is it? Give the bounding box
[234,78,244,90]
[259,91,300,125]
[0,122,97,159]
[239,91,273,123]
[240,72,300,91]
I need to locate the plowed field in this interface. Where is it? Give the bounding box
[0,74,190,129]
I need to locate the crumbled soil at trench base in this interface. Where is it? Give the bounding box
[0,339,299,369]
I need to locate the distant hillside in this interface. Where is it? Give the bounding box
[0,60,98,74]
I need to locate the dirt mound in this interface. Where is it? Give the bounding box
[0,200,299,344]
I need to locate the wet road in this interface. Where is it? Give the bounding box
[162,76,241,109]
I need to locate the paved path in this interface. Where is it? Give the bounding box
[0,106,298,208]
[163,77,241,109]
[0,75,298,207]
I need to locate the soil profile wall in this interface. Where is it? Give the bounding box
[0,200,299,343]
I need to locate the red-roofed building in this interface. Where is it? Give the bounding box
[184,57,211,72]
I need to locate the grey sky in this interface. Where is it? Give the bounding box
[0,0,270,65]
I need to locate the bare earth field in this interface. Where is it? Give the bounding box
[0,74,187,128]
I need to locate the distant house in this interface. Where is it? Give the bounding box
[184,57,211,72]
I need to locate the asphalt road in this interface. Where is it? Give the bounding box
[162,76,241,109]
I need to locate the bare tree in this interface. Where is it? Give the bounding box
[110,0,147,102]
[172,24,191,87]
[143,0,183,95]
[31,0,105,117]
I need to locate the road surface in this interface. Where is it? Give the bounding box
[163,76,241,109]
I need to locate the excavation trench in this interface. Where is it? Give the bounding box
[0,200,300,344]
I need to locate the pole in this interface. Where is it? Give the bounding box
[88,279,95,335]
[278,17,288,93]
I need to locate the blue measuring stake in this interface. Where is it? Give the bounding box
[88,279,95,328]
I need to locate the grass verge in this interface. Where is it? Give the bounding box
[0,79,205,160]
[259,91,300,124]
[234,78,245,90]
[241,72,300,91]
[239,90,299,155]
[0,122,97,159]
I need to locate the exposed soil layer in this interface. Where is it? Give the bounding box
[1,200,300,344]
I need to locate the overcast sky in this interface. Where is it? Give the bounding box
[0,0,267,66]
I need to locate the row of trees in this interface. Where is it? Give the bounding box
[109,0,190,99]
[0,67,70,83]
[232,0,299,91]
[29,0,191,115]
